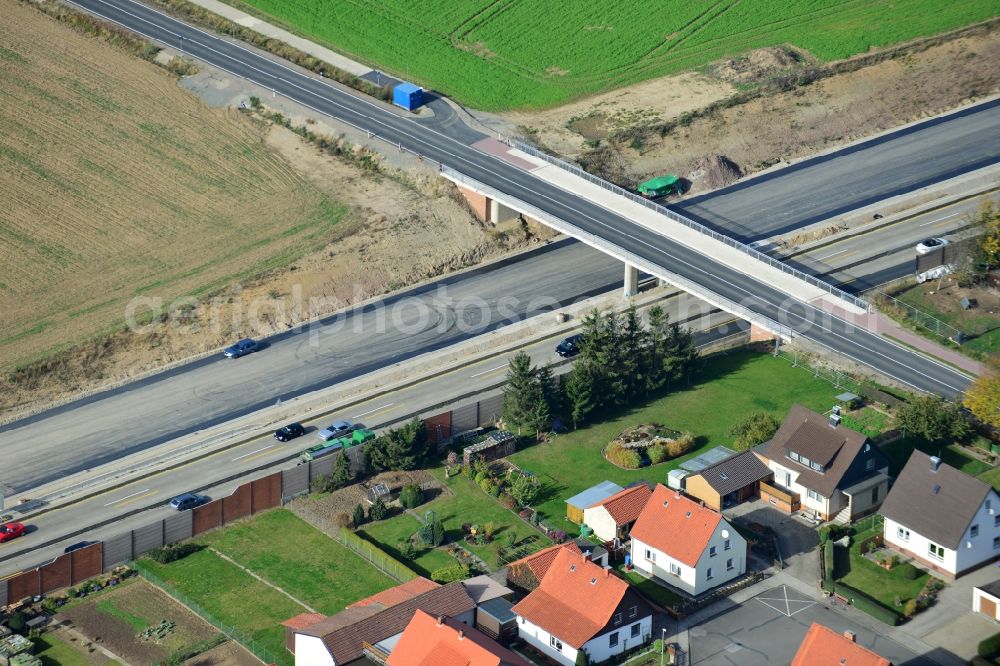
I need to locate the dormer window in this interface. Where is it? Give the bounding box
[810,461,824,472]
[865,458,875,471]
[790,451,801,462]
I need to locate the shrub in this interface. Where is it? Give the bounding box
[510,472,541,506]
[979,632,1000,659]
[399,540,418,561]
[648,443,669,464]
[400,484,424,509]
[500,492,517,510]
[665,432,696,459]
[606,442,642,469]
[431,564,470,583]
[487,481,502,497]
[7,611,25,633]
[823,540,835,591]
[148,543,202,564]
[335,512,351,528]
[446,451,458,466]
[419,517,445,547]
[837,583,902,625]
[483,522,496,540]
[728,412,780,451]
[550,530,568,544]
[474,471,488,486]
[352,503,366,527]
[369,496,388,521]
[903,598,918,617]
[899,562,920,580]
[819,524,848,544]
[519,508,532,520]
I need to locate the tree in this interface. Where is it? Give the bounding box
[400,484,424,509]
[729,412,780,451]
[896,395,970,444]
[965,356,1000,429]
[502,352,542,434]
[527,397,551,440]
[961,201,1000,283]
[366,418,428,471]
[565,362,595,428]
[618,305,646,402]
[643,305,669,394]
[510,472,540,507]
[352,503,366,527]
[399,540,418,560]
[369,496,388,521]
[419,515,445,547]
[536,364,563,419]
[329,450,354,490]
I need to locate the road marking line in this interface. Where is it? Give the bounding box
[920,212,959,226]
[233,445,273,461]
[471,364,507,378]
[104,489,151,507]
[353,403,395,419]
[235,451,276,464]
[817,248,851,260]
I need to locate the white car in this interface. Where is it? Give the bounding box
[915,237,949,255]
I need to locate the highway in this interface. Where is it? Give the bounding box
[62,0,979,394]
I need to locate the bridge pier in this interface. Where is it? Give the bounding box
[453,183,519,224]
[749,322,778,342]
[623,264,639,298]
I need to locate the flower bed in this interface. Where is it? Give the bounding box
[603,424,695,469]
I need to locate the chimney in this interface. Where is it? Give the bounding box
[604,567,610,577]
[843,630,856,642]
[437,615,444,626]
[829,413,841,428]
[930,455,941,472]
[674,491,681,500]
[458,630,464,640]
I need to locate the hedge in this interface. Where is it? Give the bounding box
[979,632,1000,659]
[836,583,902,626]
[822,541,835,592]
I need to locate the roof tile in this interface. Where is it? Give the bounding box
[598,484,653,525]
[387,610,530,666]
[348,576,440,609]
[792,623,891,666]
[629,484,722,567]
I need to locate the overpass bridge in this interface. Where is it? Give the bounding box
[68,0,974,397]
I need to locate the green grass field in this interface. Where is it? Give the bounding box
[835,527,927,608]
[198,509,396,614]
[34,633,94,666]
[360,513,461,577]
[509,349,844,533]
[224,0,997,109]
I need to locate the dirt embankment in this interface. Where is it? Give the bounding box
[509,30,1000,195]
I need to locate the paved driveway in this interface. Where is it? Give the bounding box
[687,585,933,666]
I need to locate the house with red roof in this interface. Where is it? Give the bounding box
[512,549,653,666]
[583,483,652,543]
[791,623,892,666]
[629,484,747,596]
[505,541,583,593]
[386,609,530,666]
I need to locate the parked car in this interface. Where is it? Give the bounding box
[317,419,355,441]
[555,334,583,358]
[274,422,306,442]
[169,493,208,511]
[915,237,949,255]
[64,540,96,554]
[0,522,26,543]
[223,338,258,358]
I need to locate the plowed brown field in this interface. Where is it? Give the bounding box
[0,3,344,371]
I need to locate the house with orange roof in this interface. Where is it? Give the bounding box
[512,549,653,666]
[505,541,582,593]
[386,609,530,666]
[791,623,892,666]
[629,484,747,595]
[583,483,652,543]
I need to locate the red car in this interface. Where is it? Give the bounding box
[0,522,26,543]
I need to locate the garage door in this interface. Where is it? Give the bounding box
[980,596,997,620]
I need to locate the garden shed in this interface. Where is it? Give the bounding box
[684,450,772,511]
[463,431,517,468]
[564,480,623,524]
[475,597,518,645]
[366,483,391,505]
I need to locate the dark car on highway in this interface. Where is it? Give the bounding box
[169,493,208,511]
[555,334,583,358]
[0,522,26,543]
[223,338,258,358]
[274,422,306,442]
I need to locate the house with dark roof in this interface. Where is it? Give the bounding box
[386,610,530,666]
[759,404,891,523]
[512,549,653,666]
[791,623,891,666]
[289,581,476,665]
[583,483,652,543]
[629,484,747,596]
[881,452,1000,579]
[683,450,773,511]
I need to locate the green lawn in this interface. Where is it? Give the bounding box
[198,509,396,614]
[137,548,300,666]
[840,407,889,439]
[34,633,93,666]
[891,283,1000,360]
[617,567,682,610]
[360,513,461,577]
[510,349,844,533]
[223,0,997,110]
[835,528,927,608]
[880,436,990,477]
[979,466,1000,492]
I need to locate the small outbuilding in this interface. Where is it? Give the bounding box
[366,483,391,505]
[684,450,773,511]
[564,480,623,524]
[463,431,517,467]
[475,597,519,645]
[974,580,1000,620]
[392,82,424,111]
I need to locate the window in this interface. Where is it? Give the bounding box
[724,539,731,551]
[897,527,910,542]
[609,632,619,648]
[628,606,637,618]
[727,558,734,571]
[549,636,563,651]
[995,515,1000,528]
[810,461,823,472]
[613,612,622,625]
[645,549,655,563]
[631,623,641,638]
[988,499,993,512]
[709,546,717,557]
[669,562,681,576]
[784,472,792,488]
[928,543,945,561]
[971,524,980,538]
[706,567,714,580]
[807,489,822,502]
[790,451,800,462]
[871,486,879,503]
[994,536,1000,550]
[865,458,875,471]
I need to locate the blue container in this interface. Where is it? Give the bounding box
[393,82,423,111]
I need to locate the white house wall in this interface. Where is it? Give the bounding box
[516,617,579,666]
[295,634,336,666]
[581,616,652,664]
[884,516,958,575]
[631,536,697,594]
[583,505,618,542]
[631,521,747,595]
[974,588,1000,619]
